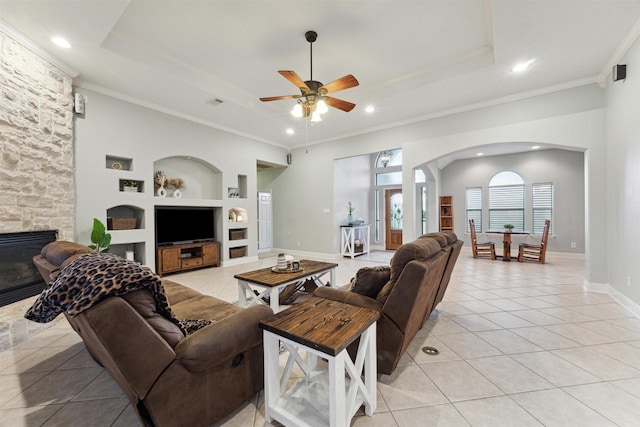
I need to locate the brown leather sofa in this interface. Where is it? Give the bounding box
[32,241,273,427]
[315,232,462,375]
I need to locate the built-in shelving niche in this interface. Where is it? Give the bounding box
[229,228,247,240]
[229,246,247,259]
[106,155,133,171]
[106,205,146,264]
[228,207,248,223]
[106,205,145,230]
[154,156,222,200]
[111,242,146,264]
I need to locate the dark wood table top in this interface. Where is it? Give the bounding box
[486,229,530,235]
[260,297,380,356]
[234,259,338,288]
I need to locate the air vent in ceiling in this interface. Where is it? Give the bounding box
[206,98,224,106]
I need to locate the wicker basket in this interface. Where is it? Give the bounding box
[229,229,246,240]
[107,217,137,230]
[229,247,246,258]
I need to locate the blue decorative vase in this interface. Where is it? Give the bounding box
[347,212,353,225]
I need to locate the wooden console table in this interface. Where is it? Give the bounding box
[340,224,370,258]
[260,297,380,427]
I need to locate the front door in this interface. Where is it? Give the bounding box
[385,189,403,250]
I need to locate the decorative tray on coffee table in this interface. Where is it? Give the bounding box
[271,266,305,274]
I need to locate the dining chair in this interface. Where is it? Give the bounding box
[469,219,496,260]
[518,219,550,263]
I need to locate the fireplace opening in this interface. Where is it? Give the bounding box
[0,230,57,307]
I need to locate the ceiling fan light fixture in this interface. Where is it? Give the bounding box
[316,98,328,114]
[311,110,322,122]
[291,102,304,118]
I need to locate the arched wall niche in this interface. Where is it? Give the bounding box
[106,204,145,230]
[153,156,222,200]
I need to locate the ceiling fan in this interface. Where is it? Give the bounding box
[260,30,359,122]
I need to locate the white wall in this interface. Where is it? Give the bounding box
[270,84,608,285]
[440,149,585,252]
[73,88,286,268]
[606,37,640,304]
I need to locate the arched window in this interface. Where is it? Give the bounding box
[489,171,524,230]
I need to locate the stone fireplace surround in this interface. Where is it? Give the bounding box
[1,30,75,304]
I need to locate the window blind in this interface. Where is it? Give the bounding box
[532,182,553,235]
[489,185,524,230]
[466,187,482,232]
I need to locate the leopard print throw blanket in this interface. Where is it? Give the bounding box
[25,252,211,335]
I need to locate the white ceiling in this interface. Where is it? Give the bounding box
[2,0,640,151]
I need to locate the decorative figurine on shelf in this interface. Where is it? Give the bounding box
[154,170,167,197]
[347,202,355,225]
[168,178,185,198]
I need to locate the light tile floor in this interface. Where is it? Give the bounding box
[1,249,640,426]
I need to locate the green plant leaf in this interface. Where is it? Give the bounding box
[89,218,111,253]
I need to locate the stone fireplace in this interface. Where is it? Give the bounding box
[0,29,75,304]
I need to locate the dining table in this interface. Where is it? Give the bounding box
[486,229,530,261]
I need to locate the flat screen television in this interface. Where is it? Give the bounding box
[155,206,215,245]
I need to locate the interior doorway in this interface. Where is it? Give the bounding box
[385,189,403,250]
[258,192,272,253]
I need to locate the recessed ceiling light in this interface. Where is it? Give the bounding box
[476,152,484,156]
[531,145,541,150]
[365,106,375,113]
[511,59,535,73]
[51,37,71,49]
[286,128,294,135]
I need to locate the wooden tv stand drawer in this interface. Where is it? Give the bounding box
[157,241,220,276]
[182,257,203,268]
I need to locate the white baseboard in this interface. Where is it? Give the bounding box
[584,279,640,318]
[583,279,608,293]
[271,248,338,262]
[222,255,259,267]
[608,286,640,318]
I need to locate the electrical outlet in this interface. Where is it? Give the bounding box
[570,242,576,248]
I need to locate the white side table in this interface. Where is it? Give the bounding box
[340,224,370,258]
[260,297,379,427]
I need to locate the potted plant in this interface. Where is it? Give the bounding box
[89,218,111,253]
[122,180,139,192]
[504,224,515,232]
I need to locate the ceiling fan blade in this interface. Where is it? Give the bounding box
[325,96,356,112]
[278,70,310,90]
[259,95,301,102]
[319,74,359,94]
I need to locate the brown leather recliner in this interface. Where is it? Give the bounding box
[315,233,461,375]
[32,241,273,427]
[419,231,464,320]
